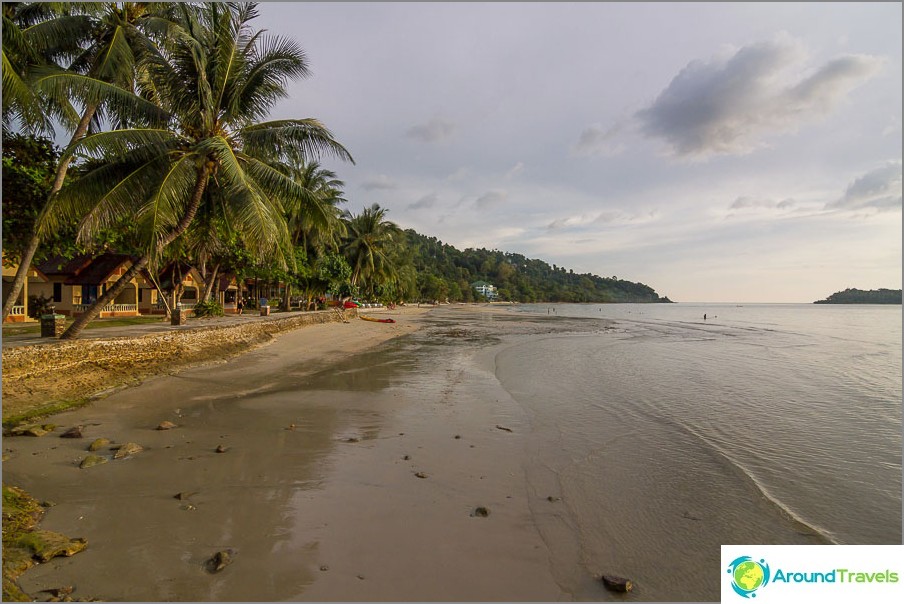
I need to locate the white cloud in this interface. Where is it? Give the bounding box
[504,162,524,180]
[635,35,884,158]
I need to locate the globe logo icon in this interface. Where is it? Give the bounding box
[727,556,770,598]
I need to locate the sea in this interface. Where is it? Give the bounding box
[491,302,902,600]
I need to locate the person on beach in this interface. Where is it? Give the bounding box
[237,298,244,315]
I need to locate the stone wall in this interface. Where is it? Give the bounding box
[1,309,357,424]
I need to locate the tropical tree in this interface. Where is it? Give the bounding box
[2,1,171,320]
[341,202,400,298]
[44,2,352,339]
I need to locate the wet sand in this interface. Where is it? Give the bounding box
[2,305,572,601]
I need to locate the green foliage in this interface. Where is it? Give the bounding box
[191,299,224,318]
[402,230,670,304]
[1,133,59,263]
[814,288,902,304]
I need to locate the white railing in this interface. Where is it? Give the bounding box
[73,303,138,314]
[9,305,25,316]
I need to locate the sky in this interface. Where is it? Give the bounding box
[254,2,902,303]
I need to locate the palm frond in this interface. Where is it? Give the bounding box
[240,119,354,164]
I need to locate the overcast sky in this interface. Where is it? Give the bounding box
[255,2,902,303]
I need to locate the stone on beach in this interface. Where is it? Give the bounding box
[87,438,111,451]
[156,421,177,430]
[601,575,633,592]
[207,549,234,573]
[471,506,490,517]
[79,455,108,469]
[60,426,84,438]
[10,424,49,437]
[112,443,143,459]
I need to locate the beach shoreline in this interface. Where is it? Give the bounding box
[2,304,577,601]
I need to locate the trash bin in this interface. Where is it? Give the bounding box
[171,304,187,325]
[260,305,270,316]
[40,313,66,338]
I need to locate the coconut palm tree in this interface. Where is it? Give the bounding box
[44,2,353,339]
[2,2,172,321]
[342,203,401,298]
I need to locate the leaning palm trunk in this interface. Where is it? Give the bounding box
[1,103,97,321]
[59,166,209,340]
[200,263,220,302]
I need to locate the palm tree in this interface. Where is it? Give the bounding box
[45,2,353,339]
[2,2,171,321]
[342,203,401,298]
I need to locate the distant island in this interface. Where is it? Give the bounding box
[813,288,902,304]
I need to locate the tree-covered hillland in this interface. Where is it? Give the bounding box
[813,288,902,304]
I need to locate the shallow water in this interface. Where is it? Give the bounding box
[498,303,902,600]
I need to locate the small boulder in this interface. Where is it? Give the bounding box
[206,549,234,573]
[414,472,428,479]
[88,438,111,452]
[79,455,108,469]
[215,444,228,453]
[471,506,490,517]
[11,424,48,437]
[601,575,633,593]
[156,421,177,431]
[113,442,143,459]
[60,426,84,439]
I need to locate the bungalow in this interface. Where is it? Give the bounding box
[143,262,204,314]
[470,280,499,301]
[1,254,50,322]
[34,253,142,317]
[215,273,241,314]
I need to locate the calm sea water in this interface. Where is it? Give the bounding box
[497,303,902,599]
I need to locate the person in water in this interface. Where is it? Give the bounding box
[703,313,707,320]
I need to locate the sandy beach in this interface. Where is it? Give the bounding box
[2,305,576,601]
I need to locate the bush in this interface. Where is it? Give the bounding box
[192,299,224,318]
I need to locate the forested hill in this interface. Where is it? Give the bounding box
[404,230,672,303]
[813,288,902,304]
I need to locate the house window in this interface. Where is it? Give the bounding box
[82,285,98,304]
[53,283,62,303]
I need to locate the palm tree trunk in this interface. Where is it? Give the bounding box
[201,263,220,301]
[282,283,292,311]
[2,104,98,321]
[59,165,210,340]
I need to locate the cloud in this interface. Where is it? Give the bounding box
[572,123,626,156]
[827,161,903,212]
[361,174,398,191]
[547,209,658,230]
[635,35,884,158]
[406,117,456,143]
[409,193,439,210]
[504,162,524,179]
[728,196,798,214]
[474,190,508,209]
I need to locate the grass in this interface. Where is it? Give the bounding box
[2,315,166,336]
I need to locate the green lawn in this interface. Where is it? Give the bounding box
[2,316,167,336]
